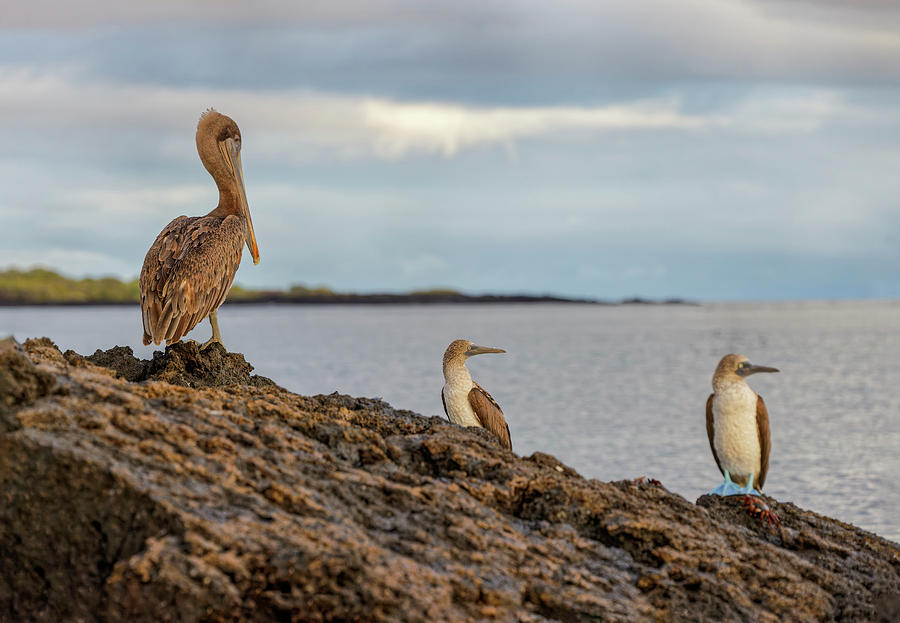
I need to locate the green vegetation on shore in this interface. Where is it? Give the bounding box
[0,268,350,305]
[0,267,670,306]
[0,268,140,304]
[0,268,474,305]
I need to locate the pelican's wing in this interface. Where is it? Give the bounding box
[468,381,511,450]
[706,394,723,477]
[756,394,771,490]
[140,214,244,345]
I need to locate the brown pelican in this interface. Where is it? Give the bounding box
[441,339,511,449]
[706,353,779,496]
[140,109,259,349]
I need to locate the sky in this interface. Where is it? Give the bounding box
[2,0,900,300]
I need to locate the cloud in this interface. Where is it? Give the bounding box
[3,67,883,167]
[63,185,211,215]
[723,90,844,133]
[0,0,476,29]
[361,99,707,158]
[0,67,713,162]
[4,0,900,90]
[752,0,900,29]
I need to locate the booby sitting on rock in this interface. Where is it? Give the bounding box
[441,339,511,449]
[706,353,779,496]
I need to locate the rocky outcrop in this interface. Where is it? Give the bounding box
[1,338,898,622]
[78,342,275,388]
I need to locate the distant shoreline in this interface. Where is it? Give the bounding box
[0,268,695,307]
[0,294,696,307]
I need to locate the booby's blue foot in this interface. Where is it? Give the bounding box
[709,480,745,496]
[709,470,747,496]
[739,473,761,496]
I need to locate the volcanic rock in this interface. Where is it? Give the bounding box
[71,340,274,388]
[0,337,898,622]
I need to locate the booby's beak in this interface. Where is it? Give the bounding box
[466,345,506,357]
[743,364,780,376]
[222,137,259,265]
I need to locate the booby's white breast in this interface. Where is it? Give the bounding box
[442,367,480,427]
[712,382,761,479]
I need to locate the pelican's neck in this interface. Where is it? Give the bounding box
[443,357,472,386]
[197,133,241,218]
[206,185,241,218]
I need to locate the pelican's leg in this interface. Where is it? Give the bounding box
[709,470,744,496]
[201,310,225,350]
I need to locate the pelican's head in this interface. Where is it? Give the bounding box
[443,339,506,371]
[197,109,259,265]
[712,353,779,390]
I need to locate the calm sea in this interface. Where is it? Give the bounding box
[2,302,898,543]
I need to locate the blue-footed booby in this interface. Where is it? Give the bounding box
[706,353,779,496]
[441,339,511,449]
[140,109,259,350]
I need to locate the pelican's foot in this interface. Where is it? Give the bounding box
[709,480,746,496]
[742,495,781,532]
[632,476,662,487]
[200,337,224,351]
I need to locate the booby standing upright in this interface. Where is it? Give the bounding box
[441,339,511,449]
[140,109,259,350]
[706,353,779,496]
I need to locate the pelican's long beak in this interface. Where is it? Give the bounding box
[466,345,506,357]
[223,137,259,265]
[746,364,779,375]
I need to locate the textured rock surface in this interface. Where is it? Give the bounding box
[1,337,898,622]
[76,341,275,388]
[0,337,55,420]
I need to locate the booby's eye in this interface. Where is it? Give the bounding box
[738,362,749,369]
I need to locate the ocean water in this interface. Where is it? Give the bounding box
[2,301,899,543]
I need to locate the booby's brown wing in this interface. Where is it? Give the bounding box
[140,214,244,346]
[756,394,771,490]
[468,381,511,450]
[706,394,723,477]
[441,388,449,421]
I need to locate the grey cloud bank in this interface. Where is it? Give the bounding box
[1,0,899,299]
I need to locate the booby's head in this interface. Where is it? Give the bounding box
[196,108,259,265]
[712,353,779,391]
[442,339,506,372]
